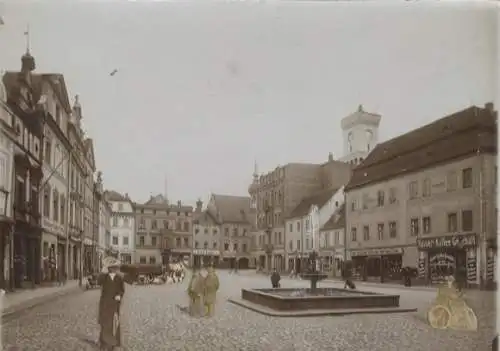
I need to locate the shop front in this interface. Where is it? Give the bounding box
[417,233,477,285]
[192,249,220,268]
[350,247,404,282]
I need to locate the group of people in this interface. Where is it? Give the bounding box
[187,266,220,317]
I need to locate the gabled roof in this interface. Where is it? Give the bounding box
[39,73,72,113]
[345,104,497,191]
[321,204,345,231]
[104,190,129,202]
[83,138,96,171]
[144,194,168,206]
[288,187,340,219]
[135,194,193,211]
[193,210,219,226]
[210,194,254,225]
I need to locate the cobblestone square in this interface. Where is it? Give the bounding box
[2,271,495,350]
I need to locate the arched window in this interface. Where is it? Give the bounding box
[43,185,51,218]
[53,189,59,222]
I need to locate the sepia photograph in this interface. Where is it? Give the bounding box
[0,1,497,350]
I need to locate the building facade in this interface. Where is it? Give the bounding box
[3,51,44,289]
[206,194,254,269]
[319,205,346,277]
[105,191,135,264]
[38,74,72,283]
[0,71,18,289]
[285,187,344,273]
[345,104,497,286]
[192,199,221,267]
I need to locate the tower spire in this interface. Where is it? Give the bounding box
[253,160,258,179]
[164,174,169,204]
[24,24,30,54]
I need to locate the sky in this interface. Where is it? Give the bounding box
[0,1,497,205]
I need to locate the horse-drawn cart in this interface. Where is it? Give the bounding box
[120,264,164,285]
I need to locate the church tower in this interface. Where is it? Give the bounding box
[339,104,381,166]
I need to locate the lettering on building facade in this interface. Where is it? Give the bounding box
[351,247,403,257]
[417,233,477,250]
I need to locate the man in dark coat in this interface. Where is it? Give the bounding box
[270,268,281,288]
[98,258,125,351]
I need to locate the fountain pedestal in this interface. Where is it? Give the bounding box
[299,251,327,291]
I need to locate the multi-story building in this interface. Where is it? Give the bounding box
[0,71,17,289]
[82,137,96,274]
[3,50,44,289]
[134,194,169,265]
[38,73,72,283]
[206,194,254,269]
[285,186,344,273]
[162,200,194,264]
[339,104,381,166]
[192,199,221,267]
[345,103,497,287]
[95,171,112,268]
[319,204,346,277]
[105,191,135,264]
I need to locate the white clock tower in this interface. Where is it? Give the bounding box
[339,104,381,166]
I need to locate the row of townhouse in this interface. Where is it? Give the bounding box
[247,103,497,289]
[0,48,111,290]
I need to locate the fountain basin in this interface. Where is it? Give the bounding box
[241,288,400,311]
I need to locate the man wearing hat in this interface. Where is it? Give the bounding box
[98,257,125,350]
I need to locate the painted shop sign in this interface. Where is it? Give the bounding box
[417,233,477,249]
[192,249,219,256]
[351,247,403,257]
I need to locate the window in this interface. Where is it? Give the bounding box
[462,210,473,231]
[305,238,310,249]
[195,241,199,249]
[288,240,293,250]
[151,220,157,230]
[351,200,357,211]
[389,221,397,238]
[55,104,61,126]
[362,194,368,209]
[335,231,340,245]
[305,219,310,231]
[183,237,188,247]
[377,223,384,240]
[184,221,189,232]
[176,221,181,231]
[351,227,357,241]
[389,188,397,204]
[43,185,50,217]
[296,222,301,231]
[377,190,385,207]
[112,236,118,245]
[297,239,301,250]
[139,256,146,264]
[422,178,431,197]
[224,242,229,251]
[203,228,208,234]
[363,226,370,241]
[124,217,129,227]
[113,217,118,226]
[410,218,419,236]
[123,236,129,246]
[44,140,52,166]
[213,242,217,249]
[225,228,229,236]
[233,228,238,236]
[163,220,169,229]
[423,216,431,234]
[213,229,218,235]
[446,171,457,191]
[462,168,472,188]
[243,229,247,236]
[149,256,156,264]
[203,241,208,249]
[409,181,418,199]
[52,190,59,221]
[243,243,247,252]
[60,195,66,225]
[176,237,181,248]
[151,236,157,246]
[195,228,200,234]
[118,204,123,211]
[139,236,145,246]
[288,223,293,233]
[447,213,458,232]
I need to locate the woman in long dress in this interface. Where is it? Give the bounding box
[98,258,125,351]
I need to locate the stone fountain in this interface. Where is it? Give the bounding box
[229,252,416,317]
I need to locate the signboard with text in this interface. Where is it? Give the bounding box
[351,247,403,257]
[417,233,477,250]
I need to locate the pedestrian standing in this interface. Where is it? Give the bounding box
[187,268,204,317]
[203,266,220,317]
[271,268,281,288]
[98,257,125,351]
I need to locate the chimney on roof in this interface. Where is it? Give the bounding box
[328,152,334,162]
[485,102,494,113]
[177,200,182,207]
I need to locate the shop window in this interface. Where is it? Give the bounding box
[389,221,397,238]
[462,168,472,188]
[351,227,357,241]
[363,226,370,241]
[447,213,458,232]
[410,218,419,236]
[377,223,384,240]
[409,181,418,199]
[462,210,473,231]
[423,217,431,234]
